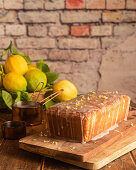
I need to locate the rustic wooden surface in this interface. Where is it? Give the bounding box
[19,112,136,163]
[0,110,136,170]
[19,131,136,170]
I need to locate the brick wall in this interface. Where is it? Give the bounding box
[0,0,136,95]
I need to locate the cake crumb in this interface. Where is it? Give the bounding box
[66,106,71,109]
[44,140,50,143]
[69,146,76,151]
[98,95,108,99]
[52,141,58,145]
[99,103,104,106]
[54,142,58,145]
[131,122,134,127]
[90,91,96,94]
[114,130,123,136]
[33,139,37,141]
[40,132,43,137]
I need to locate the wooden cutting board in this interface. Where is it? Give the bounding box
[19,112,136,169]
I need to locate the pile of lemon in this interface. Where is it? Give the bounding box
[1,55,47,93]
[0,54,77,102]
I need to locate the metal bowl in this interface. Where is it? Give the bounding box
[2,121,26,140]
[12,101,43,126]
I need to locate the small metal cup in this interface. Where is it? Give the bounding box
[2,121,26,140]
[12,101,42,126]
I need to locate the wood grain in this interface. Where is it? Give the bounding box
[19,130,136,170]
[19,112,136,163]
[0,110,136,170]
[0,140,42,170]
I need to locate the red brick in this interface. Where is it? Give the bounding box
[107,0,125,9]
[126,0,136,9]
[66,0,85,9]
[86,0,105,9]
[71,25,90,36]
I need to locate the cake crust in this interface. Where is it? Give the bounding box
[45,91,130,143]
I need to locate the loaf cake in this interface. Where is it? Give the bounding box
[45,91,130,143]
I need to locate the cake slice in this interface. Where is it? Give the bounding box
[45,91,130,143]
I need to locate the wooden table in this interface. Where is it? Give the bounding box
[0,110,136,170]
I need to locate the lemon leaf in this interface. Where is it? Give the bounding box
[36,59,50,73]
[12,48,25,56]
[44,99,55,110]
[46,72,59,84]
[0,90,6,106]
[23,56,31,64]
[2,90,13,109]
[0,41,13,58]
[15,91,21,102]
[21,91,31,101]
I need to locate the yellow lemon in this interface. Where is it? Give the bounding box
[0,71,2,88]
[28,64,38,71]
[53,80,77,102]
[25,69,47,92]
[5,55,28,75]
[3,72,27,92]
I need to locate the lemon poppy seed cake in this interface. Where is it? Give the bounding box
[45,91,130,143]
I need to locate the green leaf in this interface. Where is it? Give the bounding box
[2,90,13,109]
[12,48,25,56]
[12,48,31,64]
[15,91,21,102]
[0,49,9,58]
[0,90,5,106]
[21,91,31,101]
[46,72,59,84]
[41,87,48,92]
[46,83,53,89]
[0,41,13,58]
[44,99,55,110]
[36,59,50,73]
[23,56,31,64]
